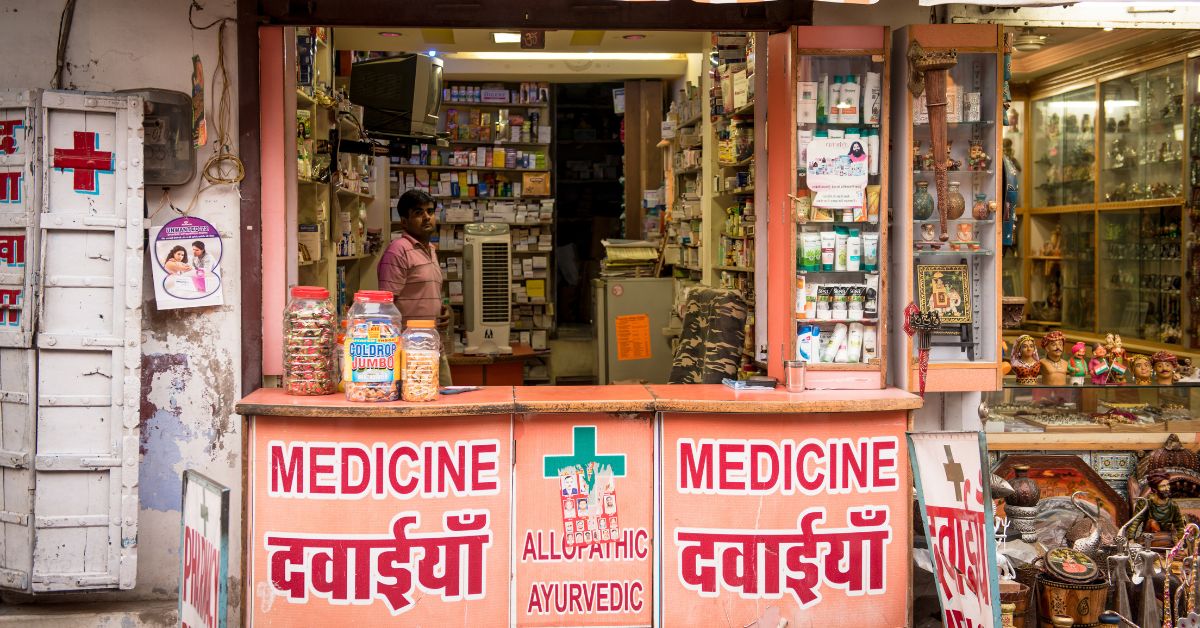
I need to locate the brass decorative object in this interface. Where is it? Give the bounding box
[908,41,959,241]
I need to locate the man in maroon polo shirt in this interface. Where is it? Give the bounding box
[378,189,453,386]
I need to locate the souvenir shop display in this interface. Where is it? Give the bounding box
[788,26,890,388]
[1018,58,1191,352]
[890,24,1004,393]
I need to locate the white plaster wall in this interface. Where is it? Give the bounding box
[0,0,243,617]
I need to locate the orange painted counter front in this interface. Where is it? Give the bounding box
[236,385,921,627]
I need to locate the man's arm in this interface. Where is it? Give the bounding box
[378,244,409,300]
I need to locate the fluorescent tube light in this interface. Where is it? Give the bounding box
[492,32,522,44]
[450,52,683,61]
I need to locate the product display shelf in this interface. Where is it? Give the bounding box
[291,27,340,301]
[710,31,762,370]
[983,382,1200,451]
[664,77,708,281]
[390,80,556,352]
[889,24,1004,393]
[789,26,892,389]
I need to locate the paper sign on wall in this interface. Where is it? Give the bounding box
[150,215,224,310]
[614,313,651,361]
[908,431,1001,628]
[805,137,868,208]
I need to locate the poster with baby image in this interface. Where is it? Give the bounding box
[806,137,868,208]
[150,215,224,310]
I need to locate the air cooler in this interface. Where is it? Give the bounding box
[463,223,513,355]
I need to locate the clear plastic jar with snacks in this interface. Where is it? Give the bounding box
[401,320,441,402]
[343,290,402,402]
[283,286,337,396]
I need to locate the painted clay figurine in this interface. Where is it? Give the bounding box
[1131,354,1153,385]
[1152,351,1178,385]
[1066,341,1088,386]
[1010,334,1042,385]
[1039,331,1069,386]
[1108,333,1128,385]
[967,139,992,172]
[1089,343,1111,385]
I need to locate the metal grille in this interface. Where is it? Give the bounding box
[480,242,510,323]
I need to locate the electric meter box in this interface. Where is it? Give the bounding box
[119,88,196,186]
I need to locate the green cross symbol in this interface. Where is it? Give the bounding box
[542,426,626,478]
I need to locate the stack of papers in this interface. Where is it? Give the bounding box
[600,239,660,278]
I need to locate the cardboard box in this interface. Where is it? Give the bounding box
[796,81,818,124]
[522,172,551,196]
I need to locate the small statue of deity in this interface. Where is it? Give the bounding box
[967,140,992,172]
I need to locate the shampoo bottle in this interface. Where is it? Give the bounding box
[840,75,861,125]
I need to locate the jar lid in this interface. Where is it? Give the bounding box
[290,286,329,300]
[354,290,394,303]
[408,320,435,329]
[1044,547,1100,583]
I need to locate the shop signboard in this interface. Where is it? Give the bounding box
[248,415,512,626]
[908,431,1000,628]
[179,470,229,628]
[660,411,910,626]
[513,414,653,627]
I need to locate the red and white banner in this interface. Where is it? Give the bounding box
[908,431,1001,628]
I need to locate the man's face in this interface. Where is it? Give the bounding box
[404,202,437,241]
[1047,339,1063,358]
[1155,479,1172,499]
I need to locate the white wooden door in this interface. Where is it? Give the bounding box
[0,90,42,591]
[33,91,143,591]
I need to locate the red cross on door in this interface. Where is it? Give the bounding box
[52,131,114,194]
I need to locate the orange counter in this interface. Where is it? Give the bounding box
[236,385,921,627]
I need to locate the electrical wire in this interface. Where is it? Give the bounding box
[185,1,243,215]
[51,0,78,89]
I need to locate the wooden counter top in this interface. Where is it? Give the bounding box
[234,386,516,418]
[236,385,923,417]
[513,385,656,413]
[646,385,923,414]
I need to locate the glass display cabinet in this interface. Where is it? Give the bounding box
[1100,62,1185,204]
[1019,59,1192,352]
[1031,87,1096,208]
[983,383,1200,451]
[788,26,890,389]
[1026,212,1095,331]
[1097,206,1184,345]
[889,24,1004,393]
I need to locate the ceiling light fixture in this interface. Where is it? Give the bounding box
[623,34,647,40]
[1012,27,1047,52]
[1102,26,1115,31]
[378,31,404,37]
[492,32,522,44]
[450,52,683,61]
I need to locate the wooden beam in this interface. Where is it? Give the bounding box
[256,0,811,31]
[238,0,264,396]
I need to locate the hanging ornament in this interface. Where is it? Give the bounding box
[903,302,941,396]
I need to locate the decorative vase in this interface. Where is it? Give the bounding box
[913,181,935,221]
[972,193,993,220]
[1006,465,1040,507]
[947,181,966,220]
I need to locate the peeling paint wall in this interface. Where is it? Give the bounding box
[0,0,243,619]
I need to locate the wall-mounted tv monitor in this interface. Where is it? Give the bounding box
[349,53,443,138]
